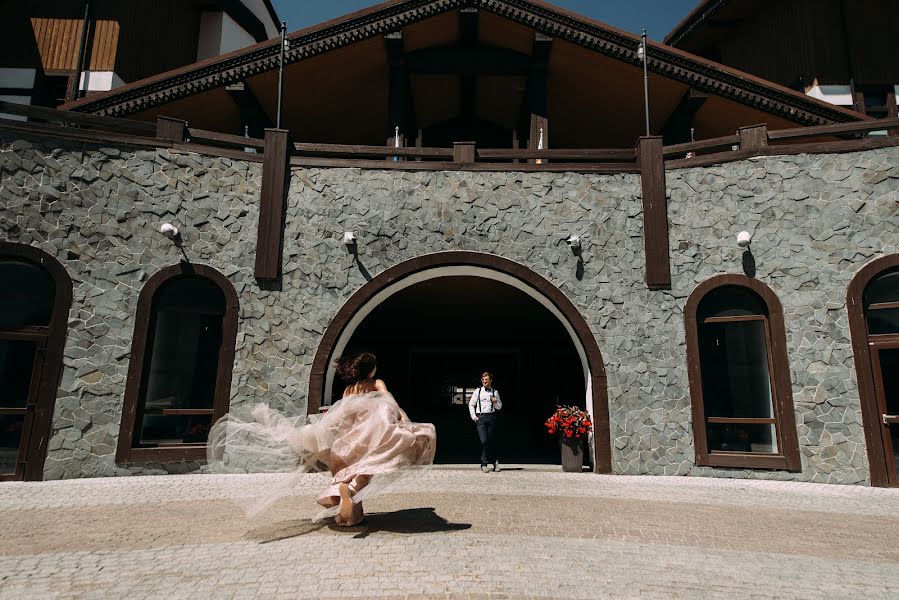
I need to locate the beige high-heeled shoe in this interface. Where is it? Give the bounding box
[336,483,365,526]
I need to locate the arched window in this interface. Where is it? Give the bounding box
[117,263,238,463]
[0,242,72,481]
[847,257,899,487]
[685,275,800,471]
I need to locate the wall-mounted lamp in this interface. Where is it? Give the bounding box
[160,222,179,239]
[736,230,752,248]
[343,231,357,245]
[564,234,581,252]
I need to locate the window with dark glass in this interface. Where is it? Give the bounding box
[862,268,899,484]
[0,259,55,479]
[686,279,800,471]
[132,277,225,449]
[697,287,777,455]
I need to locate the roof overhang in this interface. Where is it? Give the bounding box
[61,0,865,126]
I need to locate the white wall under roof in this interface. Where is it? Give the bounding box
[197,11,258,62]
[242,0,279,39]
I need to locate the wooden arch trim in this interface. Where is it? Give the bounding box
[0,242,73,481]
[846,254,899,488]
[116,262,239,464]
[62,0,862,127]
[306,251,612,473]
[684,273,801,472]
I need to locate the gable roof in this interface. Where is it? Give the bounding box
[61,0,863,126]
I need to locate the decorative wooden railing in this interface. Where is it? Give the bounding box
[2,101,896,172]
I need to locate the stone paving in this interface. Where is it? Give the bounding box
[1,468,898,599]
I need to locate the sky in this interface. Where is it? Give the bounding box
[270,0,700,41]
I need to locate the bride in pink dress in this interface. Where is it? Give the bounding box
[207,352,436,526]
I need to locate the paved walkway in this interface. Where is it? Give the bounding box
[1,467,898,599]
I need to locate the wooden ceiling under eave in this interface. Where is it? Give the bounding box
[124,6,830,149]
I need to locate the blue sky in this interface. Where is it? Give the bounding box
[270,0,700,40]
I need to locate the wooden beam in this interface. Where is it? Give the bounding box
[403,46,531,76]
[527,34,552,161]
[661,88,708,145]
[637,136,671,289]
[459,8,478,126]
[226,81,273,138]
[255,129,292,282]
[385,32,413,151]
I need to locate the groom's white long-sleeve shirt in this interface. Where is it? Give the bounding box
[468,387,501,420]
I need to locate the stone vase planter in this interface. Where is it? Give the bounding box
[560,438,584,472]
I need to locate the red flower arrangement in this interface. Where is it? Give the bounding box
[544,406,592,442]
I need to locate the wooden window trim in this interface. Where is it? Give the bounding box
[684,274,801,472]
[847,255,899,487]
[866,301,899,311]
[0,242,72,482]
[116,262,238,464]
[702,314,765,324]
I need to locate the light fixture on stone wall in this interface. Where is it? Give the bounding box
[736,231,752,248]
[564,234,582,256]
[160,223,179,239]
[343,231,358,255]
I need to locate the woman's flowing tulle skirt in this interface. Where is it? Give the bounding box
[207,391,436,520]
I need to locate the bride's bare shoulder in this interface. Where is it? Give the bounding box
[374,379,388,393]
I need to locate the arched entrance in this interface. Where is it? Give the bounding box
[308,252,611,472]
[848,255,899,487]
[0,242,72,481]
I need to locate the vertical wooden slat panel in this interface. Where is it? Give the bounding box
[156,116,186,142]
[255,129,293,281]
[637,136,671,289]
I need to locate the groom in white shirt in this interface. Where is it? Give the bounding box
[469,371,502,472]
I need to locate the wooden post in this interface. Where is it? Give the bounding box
[527,33,551,164]
[453,141,476,164]
[887,90,898,137]
[155,116,186,142]
[636,136,671,289]
[255,128,292,282]
[738,124,769,149]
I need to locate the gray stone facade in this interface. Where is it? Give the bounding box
[1,131,898,484]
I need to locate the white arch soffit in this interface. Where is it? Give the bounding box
[324,265,594,422]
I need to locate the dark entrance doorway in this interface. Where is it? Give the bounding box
[334,276,586,465]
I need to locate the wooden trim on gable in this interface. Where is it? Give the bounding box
[60,0,864,128]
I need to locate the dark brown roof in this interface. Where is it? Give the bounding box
[60,0,864,126]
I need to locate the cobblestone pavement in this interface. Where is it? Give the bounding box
[1,467,898,599]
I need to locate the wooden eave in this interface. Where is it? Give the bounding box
[60,0,866,126]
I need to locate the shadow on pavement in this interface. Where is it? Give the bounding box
[329,507,472,539]
[245,519,327,544]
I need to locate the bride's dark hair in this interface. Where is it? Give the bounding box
[334,352,377,384]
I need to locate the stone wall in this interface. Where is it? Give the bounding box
[1,130,898,483]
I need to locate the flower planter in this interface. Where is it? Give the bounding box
[560,439,584,472]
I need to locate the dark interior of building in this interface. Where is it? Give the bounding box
[337,276,586,465]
